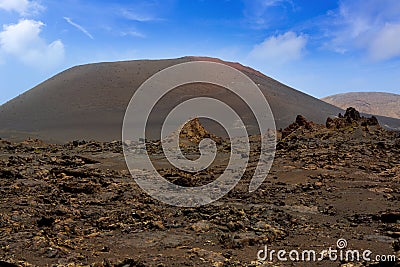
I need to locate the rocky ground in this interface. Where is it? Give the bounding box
[0,108,399,266]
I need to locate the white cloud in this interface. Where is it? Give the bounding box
[0,19,65,69]
[0,0,43,16]
[64,17,94,40]
[249,31,307,64]
[325,0,400,60]
[369,23,400,60]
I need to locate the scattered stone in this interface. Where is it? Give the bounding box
[37,216,55,227]
[0,112,399,266]
[191,220,212,233]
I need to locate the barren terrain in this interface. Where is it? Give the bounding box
[0,109,399,266]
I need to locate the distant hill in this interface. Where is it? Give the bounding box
[322,92,400,120]
[1,57,399,142]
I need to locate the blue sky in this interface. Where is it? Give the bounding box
[0,0,400,104]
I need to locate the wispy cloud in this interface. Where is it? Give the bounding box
[0,0,44,16]
[369,23,400,60]
[120,30,146,38]
[322,0,400,61]
[243,0,296,28]
[257,0,296,9]
[63,17,94,40]
[120,9,160,22]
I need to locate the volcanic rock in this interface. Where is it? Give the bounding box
[0,112,399,266]
[326,107,381,130]
[344,107,361,121]
[163,118,223,148]
[179,118,222,145]
[281,115,318,138]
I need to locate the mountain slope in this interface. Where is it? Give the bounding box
[1,57,399,142]
[322,92,400,120]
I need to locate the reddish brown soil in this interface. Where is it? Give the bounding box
[0,114,399,266]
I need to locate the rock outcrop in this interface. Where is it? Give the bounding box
[179,118,222,144]
[281,115,319,138]
[326,107,380,129]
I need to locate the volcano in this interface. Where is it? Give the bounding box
[1,56,399,142]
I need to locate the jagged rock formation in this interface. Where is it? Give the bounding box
[281,115,319,138]
[326,107,380,129]
[162,118,223,149]
[278,108,389,150]
[179,118,222,145]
